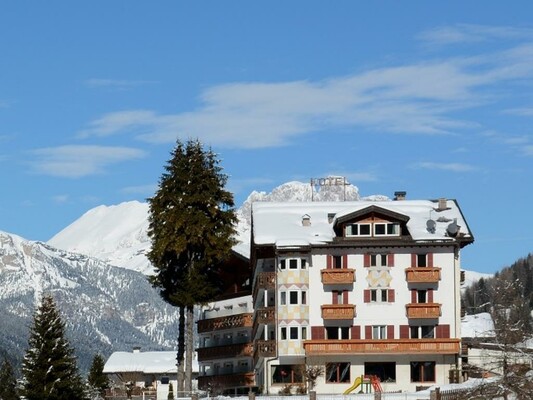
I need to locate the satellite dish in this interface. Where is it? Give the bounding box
[447,220,459,237]
[426,219,436,233]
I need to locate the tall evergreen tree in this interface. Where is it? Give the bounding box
[148,139,237,393]
[21,294,86,400]
[87,354,109,397]
[0,359,20,400]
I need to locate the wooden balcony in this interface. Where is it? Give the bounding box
[321,269,355,285]
[406,303,441,319]
[405,267,441,283]
[303,338,460,355]
[253,271,276,299]
[255,306,275,325]
[198,313,253,334]
[198,372,255,390]
[197,342,253,361]
[321,304,356,320]
[254,339,276,361]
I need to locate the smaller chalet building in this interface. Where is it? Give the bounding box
[103,348,188,400]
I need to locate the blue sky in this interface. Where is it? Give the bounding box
[1,1,532,273]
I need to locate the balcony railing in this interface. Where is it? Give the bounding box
[197,342,253,361]
[303,338,460,355]
[321,269,355,285]
[198,313,253,333]
[406,303,441,318]
[321,304,356,320]
[255,306,275,325]
[254,339,276,362]
[198,372,255,390]
[405,267,441,283]
[253,271,276,299]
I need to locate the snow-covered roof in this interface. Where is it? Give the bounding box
[252,199,473,247]
[103,351,181,374]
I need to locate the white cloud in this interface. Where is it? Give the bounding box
[52,195,69,204]
[412,162,478,172]
[30,145,146,178]
[418,24,533,46]
[77,26,533,149]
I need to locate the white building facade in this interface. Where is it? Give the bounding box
[251,197,473,394]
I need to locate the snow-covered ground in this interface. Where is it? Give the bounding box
[461,312,495,338]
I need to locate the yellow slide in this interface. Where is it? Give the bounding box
[343,376,362,394]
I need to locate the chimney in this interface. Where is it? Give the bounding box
[394,191,406,201]
[302,214,311,227]
[437,198,448,211]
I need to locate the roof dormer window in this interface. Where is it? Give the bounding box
[374,223,400,236]
[346,223,371,237]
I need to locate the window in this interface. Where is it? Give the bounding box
[326,327,349,340]
[410,362,435,383]
[272,365,303,384]
[334,290,345,304]
[417,254,427,268]
[301,259,307,269]
[365,363,396,383]
[333,255,343,269]
[289,259,298,269]
[410,326,435,339]
[280,327,287,340]
[370,289,390,303]
[326,362,350,383]
[417,290,427,304]
[371,254,388,267]
[301,291,307,305]
[372,326,387,339]
[290,327,299,340]
[161,376,170,385]
[289,291,299,305]
[280,291,286,305]
[374,223,400,236]
[346,223,371,237]
[280,259,286,270]
[301,327,307,340]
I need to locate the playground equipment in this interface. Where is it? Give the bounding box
[343,375,382,394]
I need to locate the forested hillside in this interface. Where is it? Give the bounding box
[462,253,533,342]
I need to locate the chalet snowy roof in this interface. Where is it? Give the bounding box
[103,350,185,374]
[252,199,473,247]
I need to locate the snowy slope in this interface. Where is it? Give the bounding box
[0,230,179,372]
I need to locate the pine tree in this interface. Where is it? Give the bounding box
[148,139,237,393]
[21,294,86,400]
[0,359,20,400]
[87,354,109,397]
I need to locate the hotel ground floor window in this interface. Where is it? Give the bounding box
[364,362,396,383]
[272,365,303,384]
[410,361,436,383]
[326,362,350,383]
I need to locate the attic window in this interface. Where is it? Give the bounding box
[346,223,371,237]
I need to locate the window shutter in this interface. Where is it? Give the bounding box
[351,326,361,339]
[311,326,325,340]
[343,254,348,269]
[332,291,338,305]
[411,289,417,303]
[365,326,372,339]
[399,325,410,339]
[428,288,434,303]
[411,253,417,267]
[364,254,370,267]
[364,289,371,303]
[388,289,395,303]
[436,324,450,339]
[343,290,349,304]
[428,253,434,268]
[388,253,395,267]
[387,325,394,339]
[327,255,332,269]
